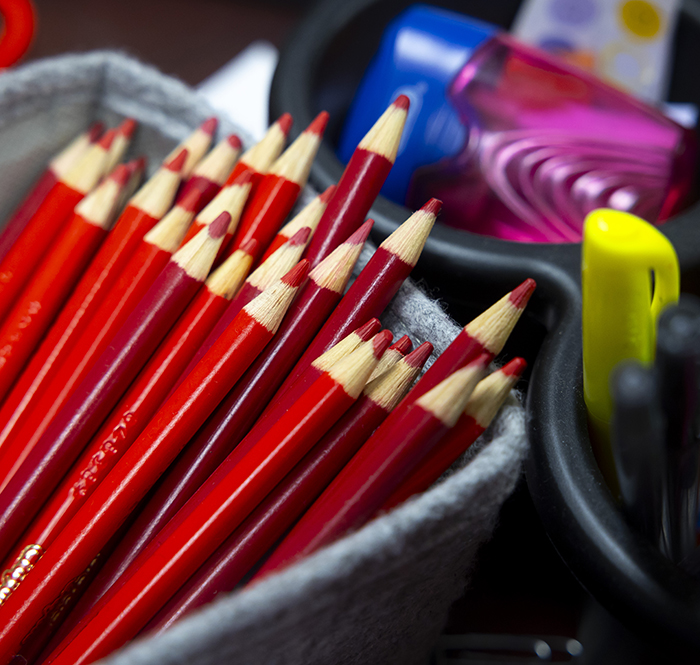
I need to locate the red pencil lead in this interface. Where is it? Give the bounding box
[200,117,218,136]
[87,122,104,143]
[346,218,374,245]
[501,356,528,378]
[509,278,537,309]
[232,169,253,186]
[319,184,336,204]
[98,129,117,150]
[177,186,206,214]
[355,318,382,341]
[392,335,414,356]
[132,156,147,173]
[228,134,242,150]
[405,341,434,369]
[392,94,410,111]
[421,198,442,216]
[109,163,131,187]
[118,118,137,139]
[307,111,329,136]
[281,259,310,288]
[277,112,293,136]
[240,238,258,255]
[208,212,231,240]
[372,330,394,358]
[165,149,188,172]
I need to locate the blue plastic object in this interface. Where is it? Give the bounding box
[337,4,496,204]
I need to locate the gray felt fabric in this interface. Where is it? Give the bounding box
[0,52,529,665]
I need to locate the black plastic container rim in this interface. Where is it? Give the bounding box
[271,0,700,653]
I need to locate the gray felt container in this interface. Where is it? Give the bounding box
[0,52,529,665]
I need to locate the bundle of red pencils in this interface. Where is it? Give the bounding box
[0,99,536,665]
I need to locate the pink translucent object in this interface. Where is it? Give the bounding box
[408,35,696,243]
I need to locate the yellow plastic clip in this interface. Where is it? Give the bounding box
[582,209,679,483]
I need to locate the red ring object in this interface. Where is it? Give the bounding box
[0,0,35,68]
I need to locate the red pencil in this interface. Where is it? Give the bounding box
[0,186,203,497]
[0,149,187,456]
[255,354,490,578]
[0,129,116,320]
[0,228,254,585]
[259,185,335,263]
[165,116,217,178]
[0,164,130,399]
[224,113,292,192]
[145,340,430,634]
[228,112,328,263]
[0,123,103,263]
[43,331,391,665]
[382,357,527,510]
[103,117,137,174]
[276,199,439,395]
[177,134,241,207]
[178,169,253,248]
[304,95,409,268]
[0,263,310,662]
[0,214,231,570]
[84,223,374,600]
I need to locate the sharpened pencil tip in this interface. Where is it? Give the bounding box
[201,117,218,136]
[277,113,293,136]
[372,330,393,358]
[346,219,374,245]
[118,117,137,139]
[391,335,413,355]
[319,185,336,204]
[99,128,117,150]
[88,122,105,143]
[110,163,131,186]
[501,357,527,378]
[228,134,242,150]
[393,94,410,111]
[178,186,205,213]
[288,226,312,246]
[281,259,310,287]
[509,278,536,309]
[240,238,259,255]
[132,156,147,174]
[421,198,442,216]
[165,148,189,172]
[208,212,231,239]
[307,111,329,136]
[405,341,433,368]
[356,319,381,341]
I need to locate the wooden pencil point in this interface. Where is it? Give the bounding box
[393,94,410,111]
[510,278,537,309]
[109,163,131,187]
[98,128,117,150]
[421,198,442,217]
[406,341,433,369]
[201,117,218,136]
[287,226,311,247]
[464,281,535,354]
[281,259,310,288]
[380,204,437,267]
[356,318,382,341]
[319,185,336,204]
[392,335,414,356]
[358,97,410,163]
[277,113,293,136]
[365,344,430,410]
[208,212,231,239]
[347,218,374,245]
[118,118,137,140]
[416,353,490,427]
[144,200,196,253]
[172,218,227,280]
[307,111,329,136]
[228,135,242,150]
[166,149,189,172]
[372,329,394,358]
[465,357,526,427]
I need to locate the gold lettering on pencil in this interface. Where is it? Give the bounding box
[71,412,135,497]
[0,544,45,606]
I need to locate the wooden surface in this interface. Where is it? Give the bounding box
[24,0,306,85]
